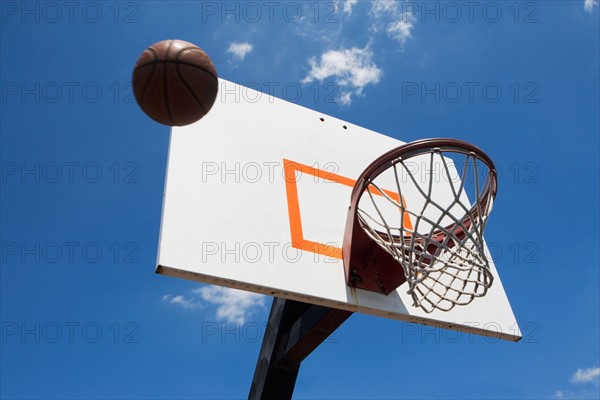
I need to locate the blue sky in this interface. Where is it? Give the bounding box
[1,1,599,399]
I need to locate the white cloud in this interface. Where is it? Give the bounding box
[387,13,415,45]
[371,0,398,16]
[341,0,358,15]
[195,286,266,324]
[163,286,266,323]
[227,42,253,61]
[303,47,382,105]
[162,294,200,310]
[571,367,600,384]
[554,388,600,399]
[339,91,353,105]
[584,0,598,12]
[369,1,415,45]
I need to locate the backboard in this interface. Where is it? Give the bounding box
[156,79,521,341]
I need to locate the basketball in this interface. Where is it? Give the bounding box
[132,39,219,126]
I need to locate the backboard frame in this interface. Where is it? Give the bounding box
[156,79,521,342]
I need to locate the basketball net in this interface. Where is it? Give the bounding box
[355,143,496,313]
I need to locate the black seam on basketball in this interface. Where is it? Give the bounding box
[174,47,218,80]
[135,48,158,68]
[150,45,161,55]
[175,49,214,114]
[175,62,208,116]
[177,62,218,81]
[134,47,195,69]
[138,50,158,106]
[135,60,217,80]
[164,40,175,126]
[135,47,217,79]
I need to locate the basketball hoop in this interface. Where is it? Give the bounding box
[343,138,498,313]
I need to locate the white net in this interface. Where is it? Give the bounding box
[356,146,495,313]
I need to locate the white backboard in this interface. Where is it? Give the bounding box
[156,79,521,341]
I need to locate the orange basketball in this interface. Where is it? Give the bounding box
[132,39,218,126]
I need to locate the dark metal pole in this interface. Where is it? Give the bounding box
[248,298,352,399]
[248,298,302,399]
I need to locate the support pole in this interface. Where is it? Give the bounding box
[248,298,352,399]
